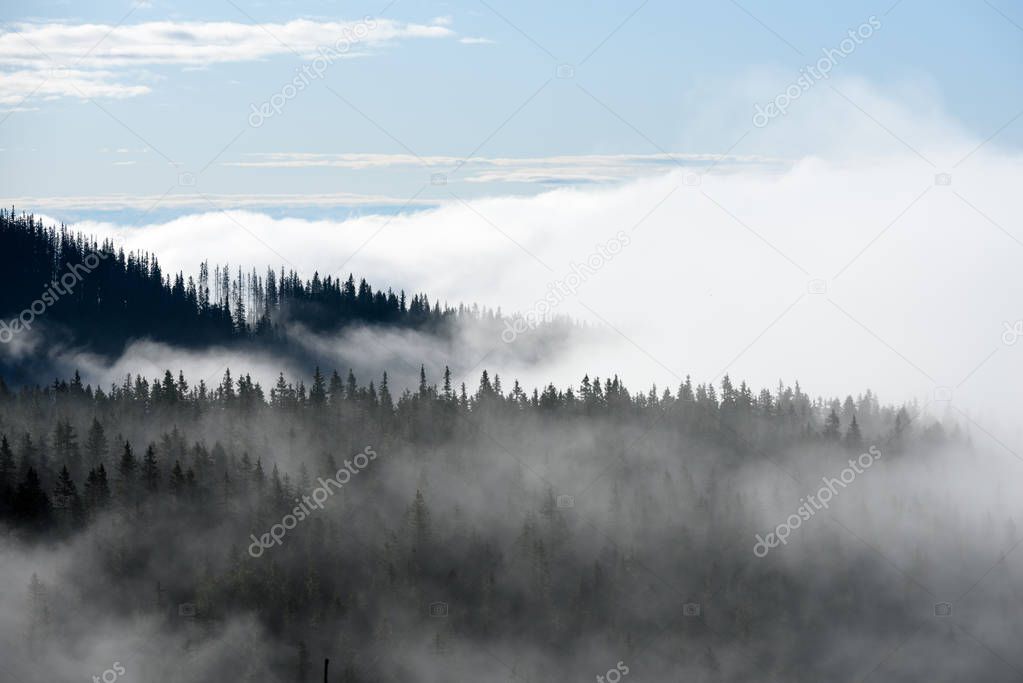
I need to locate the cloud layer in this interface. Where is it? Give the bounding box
[66,150,1023,433]
[223,151,784,185]
[0,17,455,105]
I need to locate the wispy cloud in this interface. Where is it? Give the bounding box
[0,19,454,68]
[3,191,441,211]
[0,68,149,104]
[223,151,785,184]
[51,143,1023,420]
[0,18,456,104]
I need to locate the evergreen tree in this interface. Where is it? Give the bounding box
[118,441,137,505]
[12,467,52,530]
[84,464,111,512]
[85,418,108,469]
[408,489,431,550]
[379,373,393,413]
[309,367,327,407]
[823,409,841,441]
[142,444,161,493]
[170,461,186,497]
[328,370,344,405]
[53,465,84,529]
[345,369,358,401]
[0,434,15,494]
[844,415,863,450]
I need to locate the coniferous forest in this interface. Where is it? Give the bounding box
[1,213,1021,682]
[0,209,526,360]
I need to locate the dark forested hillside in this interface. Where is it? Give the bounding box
[0,209,501,358]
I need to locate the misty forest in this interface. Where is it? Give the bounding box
[5,0,1022,678]
[2,211,1022,682]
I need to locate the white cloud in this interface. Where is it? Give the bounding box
[63,147,1023,430]
[0,19,453,68]
[0,18,455,103]
[0,68,149,104]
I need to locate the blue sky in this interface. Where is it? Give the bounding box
[1,0,1021,222]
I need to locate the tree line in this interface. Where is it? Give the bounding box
[0,209,511,357]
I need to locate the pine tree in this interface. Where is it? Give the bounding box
[379,373,393,413]
[13,467,52,530]
[844,415,863,450]
[53,465,84,528]
[233,274,247,333]
[309,367,327,407]
[408,489,431,550]
[253,458,265,491]
[0,434,15,492]
[345,369,358,401]
[220,369,236,402]
[170,461,186,497]
[53,419,81,479]
[118,441,137,504]
[142,445,160,493]
[85,418,108,469]
[328,370,344,405]
[823,409,841,441]
[84,464,111,512]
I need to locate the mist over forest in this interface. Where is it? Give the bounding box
[2,212,1023,682]
[2,3,1021,678]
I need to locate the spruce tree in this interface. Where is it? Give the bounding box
[13,467,52,530]
[845,415,863,450]
[142,445,160,493]
[85,418,108,469]
[309,367,327,407]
